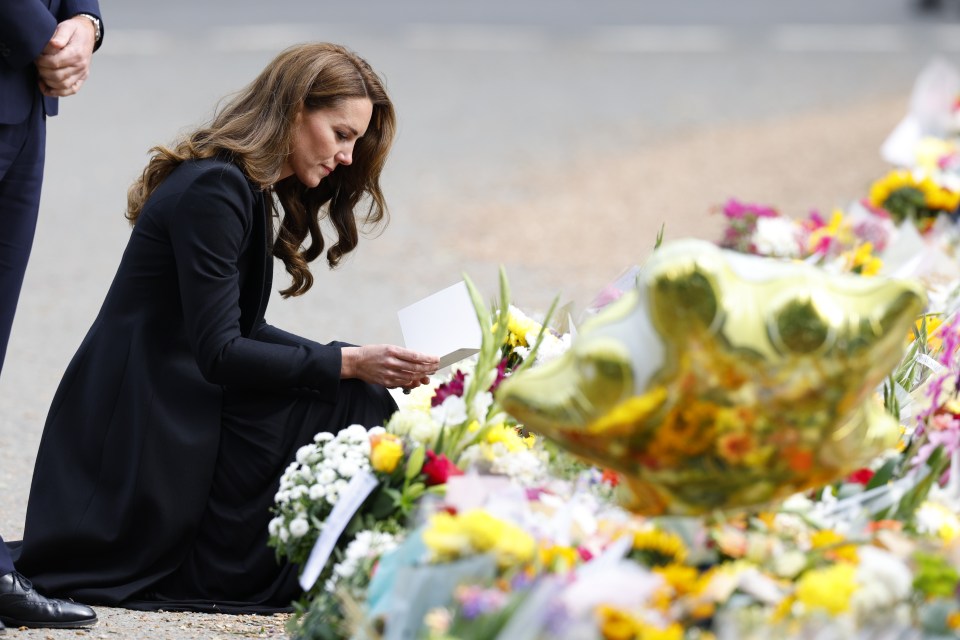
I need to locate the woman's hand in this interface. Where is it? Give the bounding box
[341,345,439,390]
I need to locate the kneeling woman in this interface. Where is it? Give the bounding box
[12,42,438,613]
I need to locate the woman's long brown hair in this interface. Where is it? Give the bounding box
[126,43,396,297]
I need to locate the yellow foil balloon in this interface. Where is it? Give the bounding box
[497,239,926,515]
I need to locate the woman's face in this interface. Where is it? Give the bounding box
[280,97,374,188]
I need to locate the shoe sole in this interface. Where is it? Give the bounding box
[0,616,97,629]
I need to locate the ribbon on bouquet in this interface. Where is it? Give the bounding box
[299,470,380,591]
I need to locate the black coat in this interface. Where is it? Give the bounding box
[13,158,395,610]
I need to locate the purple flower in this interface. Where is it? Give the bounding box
[431,369,466,407]
[454,585,508,619]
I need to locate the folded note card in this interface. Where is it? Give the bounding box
[398,281,482,369]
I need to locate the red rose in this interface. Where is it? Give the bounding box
[601,468,620,487]
[846,468,875,486]
[422,450,464,486]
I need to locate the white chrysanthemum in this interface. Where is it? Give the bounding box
[915,500,960,540]
[368,426,386,437]
[316,468,337,484]
[314,431,334,443]
[458,443,548,487]
[752,216,802,258]
[308,484,327,501]
[298,467,314,482]
[489,448,548,486]
[289,517,310,539]
[327,490,340,506]
[337,459,361,478]
[325,530,400,593]
[388,409,441,446]
[343,424,370,441]
[772,549,806,579]
[431,395,467,427]
[295,444,319,465]
[851,546,912,620]
[278,527,290,543]
[268,517,284,537]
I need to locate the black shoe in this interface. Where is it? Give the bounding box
[0,571,97,629]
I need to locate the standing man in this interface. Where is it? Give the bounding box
[0,0,104,631]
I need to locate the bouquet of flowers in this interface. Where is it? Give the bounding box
[868,169,960,231]
[714,198,891,275]
[267,270,577,639]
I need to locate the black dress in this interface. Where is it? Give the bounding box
[10,158,396,612]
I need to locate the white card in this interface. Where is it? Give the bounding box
[398,281,482,368]
[298,470,379,591]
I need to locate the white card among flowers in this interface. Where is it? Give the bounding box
[397,280,482,369]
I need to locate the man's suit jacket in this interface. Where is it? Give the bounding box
[0,0,102,124]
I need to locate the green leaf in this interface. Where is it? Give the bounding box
[405,482,426,501]
[894,446,949,522]
[405,444,426,482]
[654,222,665,249]
[463,273,491,335]
[866,457,899,491]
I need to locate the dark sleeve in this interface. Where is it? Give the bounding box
[253,321,355,350]
[168,165,342,401]
[59,0,103,51]
[0,1,57,69]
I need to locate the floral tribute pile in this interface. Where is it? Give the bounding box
[267,61,960,640]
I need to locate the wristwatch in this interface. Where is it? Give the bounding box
[75,13,103,50]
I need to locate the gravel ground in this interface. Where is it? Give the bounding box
[0,94,905,638]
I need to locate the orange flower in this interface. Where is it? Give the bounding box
[784,446,813,473]
[716,431,755,465]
